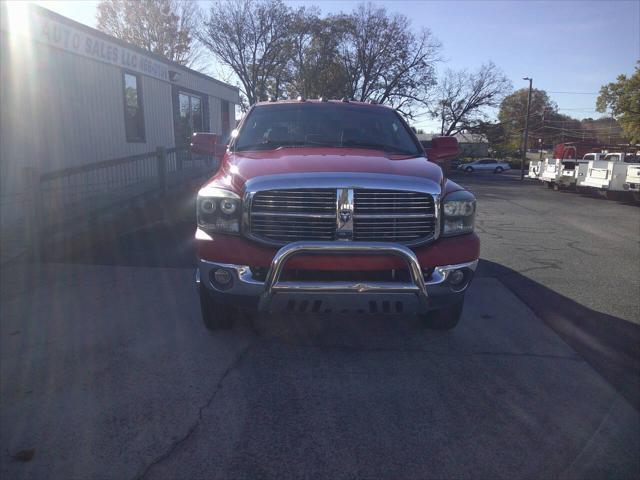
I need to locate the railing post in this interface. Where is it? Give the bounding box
[176,148,184,171]
[23,166,42,261]
[156,146,166,197]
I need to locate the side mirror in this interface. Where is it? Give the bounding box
[422,136,460,162]
[190,132,220,154]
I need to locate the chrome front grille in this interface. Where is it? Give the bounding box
[251,189,336,242]
[353,190,436,242]
[353,190,434,214]
[249,188,437,245]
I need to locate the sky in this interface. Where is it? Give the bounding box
[32,0,640,132]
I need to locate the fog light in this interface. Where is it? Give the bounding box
[211,268,233,290]
[448,269,466,286]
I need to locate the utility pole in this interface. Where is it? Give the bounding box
[521,77,533,181]
[440,100,447,136]
[539,107,548,162]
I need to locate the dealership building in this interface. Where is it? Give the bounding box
[0,4,240,261]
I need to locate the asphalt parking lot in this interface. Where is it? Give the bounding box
[1,172,639,479]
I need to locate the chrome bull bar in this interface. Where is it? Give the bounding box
[257,241,429,312]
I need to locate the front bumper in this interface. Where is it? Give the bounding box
[196,240,478,315]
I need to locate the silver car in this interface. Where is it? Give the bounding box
[459,158,511,173]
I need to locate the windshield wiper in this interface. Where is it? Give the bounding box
[235,139,338,151]
[340,140,417,156]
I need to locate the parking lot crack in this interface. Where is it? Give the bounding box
[132,341,256,480]
[260,339,581,361]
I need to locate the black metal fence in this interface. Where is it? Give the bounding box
[18,147,214,259]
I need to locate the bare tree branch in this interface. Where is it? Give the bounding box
[433,62,512,136]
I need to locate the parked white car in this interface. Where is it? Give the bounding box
[459,159,511,173]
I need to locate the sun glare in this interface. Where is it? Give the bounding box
[4,1,32,37]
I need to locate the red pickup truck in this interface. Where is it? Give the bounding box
[194,99,479,331]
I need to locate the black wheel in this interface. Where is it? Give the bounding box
[199,287,237,331]
[494,166,504,173]
[464,166,474,173]
[597,190,619,200]
[576,186,588,194]
[545,182,554,189]
[421,301,464,330]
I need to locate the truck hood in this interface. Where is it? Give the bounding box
[204,147,444,193]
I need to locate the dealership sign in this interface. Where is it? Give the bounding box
[2,7,170,82]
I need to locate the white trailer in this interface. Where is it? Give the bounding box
[581,153,640,199]
[623,163,640,201]
[574,153,608,191]
[528,160,543,179]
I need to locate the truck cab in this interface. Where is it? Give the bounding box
[193,99,479,331]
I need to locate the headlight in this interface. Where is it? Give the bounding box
[442,190,475,236]
[197,187,241,234]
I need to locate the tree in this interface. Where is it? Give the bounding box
[286,10,351,100]
[596,62,640,143]
[498,88,557,150]
[433,62,512,136]
[580,117,624,144]
[200,0,294,106]
[338,3,441,118]
[96,0,202,67]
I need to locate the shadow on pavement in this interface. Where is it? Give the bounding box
[479,259,640,411]
[38,186,640,412]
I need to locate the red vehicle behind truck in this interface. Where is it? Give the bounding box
[193,99,480,331]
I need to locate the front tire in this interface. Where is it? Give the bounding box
[199,288,237,331]
[598,190,619,200]
[494,167,504,173]
[464,166,474,173]
[421,301,464,330]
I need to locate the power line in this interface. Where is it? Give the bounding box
[547,91,599,95]
[556,107,601,111]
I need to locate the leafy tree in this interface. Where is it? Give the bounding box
[596,62,640,143]
[286,10,351,100]
[580,117,624,144]
[498,88,557,150]
[200,0,293,106]
[433,62,512,136]
[96,0,202,67]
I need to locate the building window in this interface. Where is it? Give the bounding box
[177,92,203,145]
[123,72,145,142]
[221,99,230,136]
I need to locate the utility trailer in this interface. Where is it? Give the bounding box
[539,142,603,189]
[623,163,640,201]
[581,151,640,199]
[528,160,543,179]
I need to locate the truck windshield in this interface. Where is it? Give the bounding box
[233,103,421,156]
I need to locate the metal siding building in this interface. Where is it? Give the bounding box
[0,4,239,261]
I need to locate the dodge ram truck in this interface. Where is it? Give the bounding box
[194,99,480,331]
